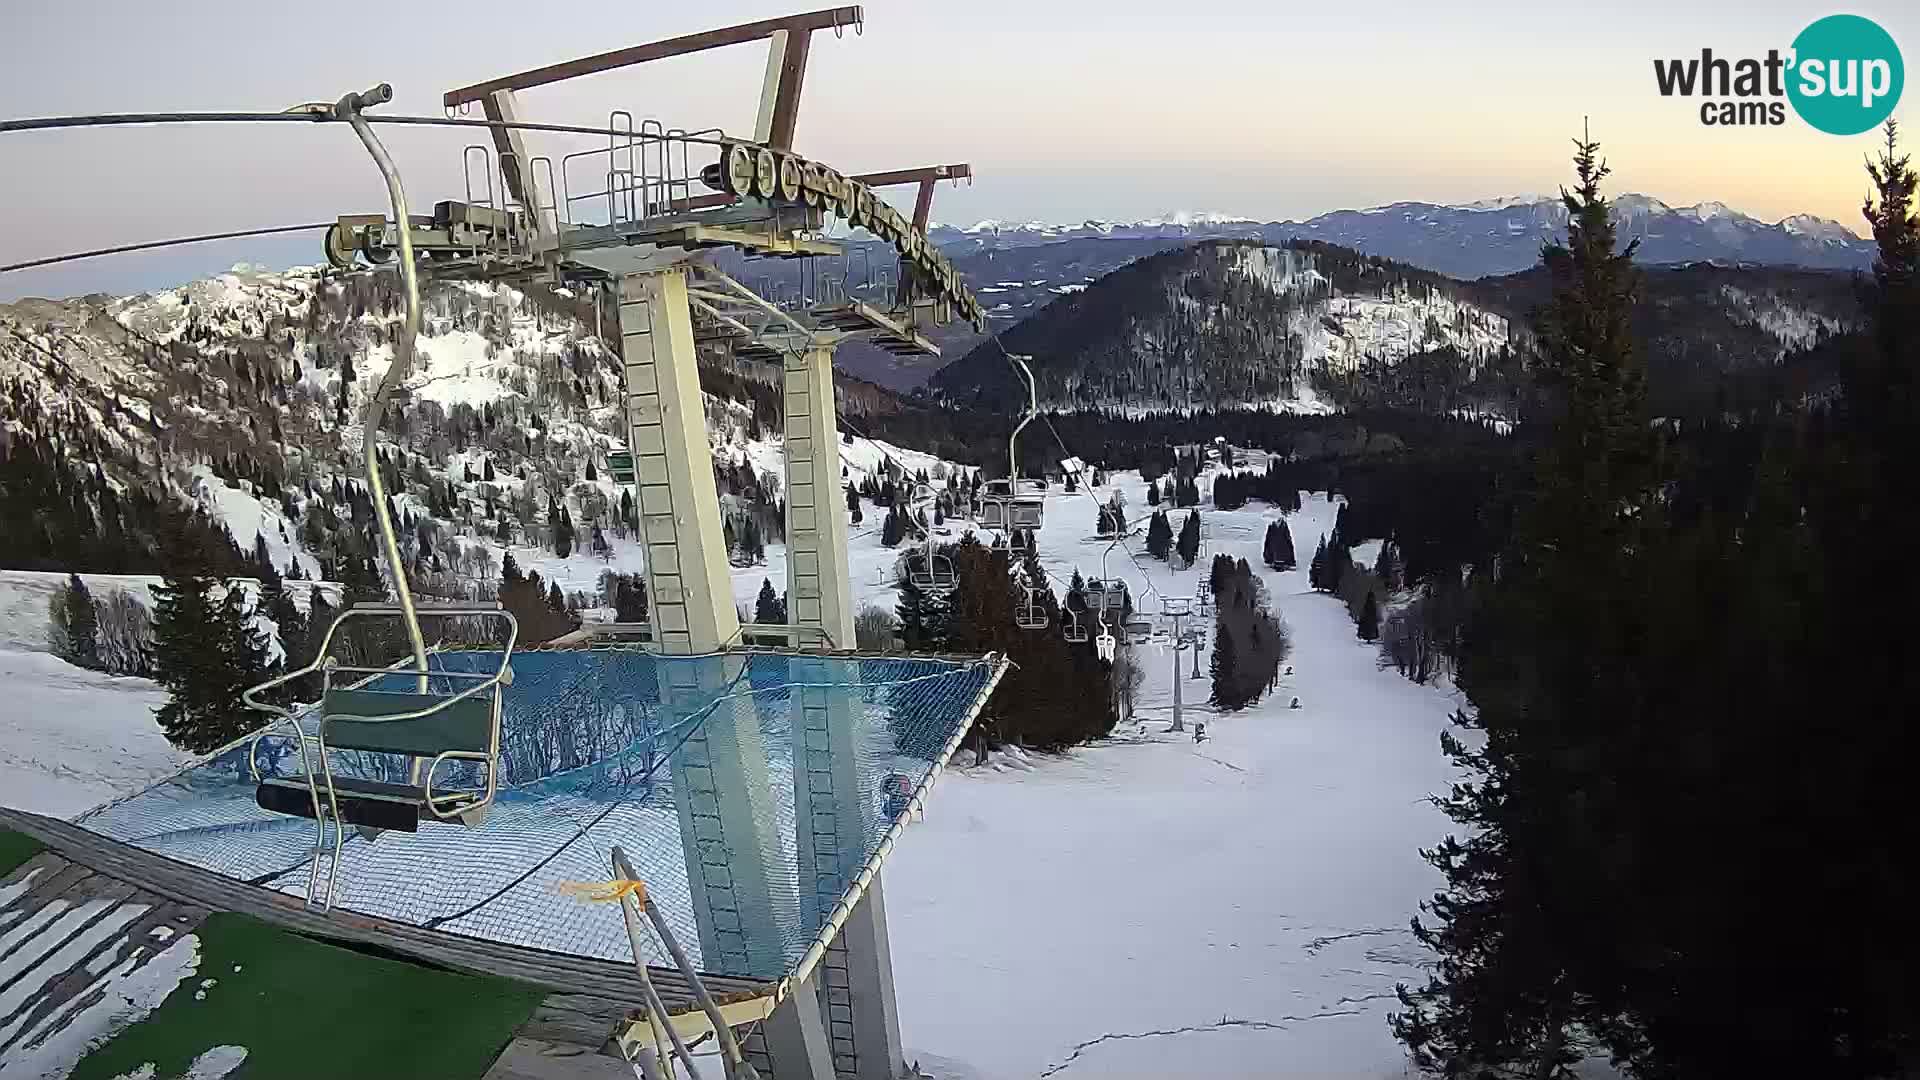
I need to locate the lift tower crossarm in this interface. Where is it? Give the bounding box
[442,6,862,112]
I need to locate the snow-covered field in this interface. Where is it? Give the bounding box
[0,650,192,820]
[2,465,1457,1078]
[884,480,1457,1079]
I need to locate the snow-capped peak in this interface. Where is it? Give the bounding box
[1685,201,1745,224]
[1779,214,1858,243]
[1134,210,1257,228]
[947,212,1255,235]
[1453,194,1556,211]
[1612,194,1673,216]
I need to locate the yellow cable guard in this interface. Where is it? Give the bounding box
[555,878,649,905]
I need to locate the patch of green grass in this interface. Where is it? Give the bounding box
[0,829,45,878]
[73,913,546,1080]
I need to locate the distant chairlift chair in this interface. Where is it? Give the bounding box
[1015,586,1049,630]
[241,601,518,909]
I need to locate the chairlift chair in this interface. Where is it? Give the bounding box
[242,601,518,910]
[978,478,1013,530]
[1009,492,1045,531]
[1016,588,1049,631]
[1124,618,1152,646]
[992,355,1047,534]
[910,550,957,594]
[1062,609,1090,644]
[1095,627,1117,663]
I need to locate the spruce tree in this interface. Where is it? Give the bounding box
[1373,539,1400,591]
[1207,616,1238,708]
[1146,510,1174,560]
[755,578,783,624]
[258,556,306,667]
[1394,131,1655,1078]
[1176,510,1201,567]
[152,573,269,753]
[64,573,100,670]
[1357,591,1380,641]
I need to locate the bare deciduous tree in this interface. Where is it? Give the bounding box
[96,591,155,677]
[854,604,897,653]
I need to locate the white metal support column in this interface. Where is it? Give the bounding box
[783,343,854,645]
[783,342,906,1080]
[621,268,737,654]
[619,268,790,990]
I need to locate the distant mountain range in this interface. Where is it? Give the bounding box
[749,194,1871,391]
[927,196,1873,279]
[929,238,1863,420]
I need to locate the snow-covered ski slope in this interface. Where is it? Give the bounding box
[3,470,1457,1078]
[885,478,1457,1079]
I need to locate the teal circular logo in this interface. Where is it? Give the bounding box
[1787,15,1903,135]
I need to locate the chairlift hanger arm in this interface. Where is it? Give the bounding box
[442,7,863,108]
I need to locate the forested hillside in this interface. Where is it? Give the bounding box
[931,237,1865,423]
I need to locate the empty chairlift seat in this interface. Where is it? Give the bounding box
[979,479,1046,532]
[246,603,519,836]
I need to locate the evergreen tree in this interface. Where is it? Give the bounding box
[1146,479,1160,506]
[755,578,784,624]
[1145,510,1174,560]
[63,573,100,670]
[1372,539,1401,591]
[847,483,863,525]
[257,556,306,668]
[1395,133,1658,1077]
[610,573,649,623]
[1357,590,1379,641]
[1207,616,1238,708]
[152,572,269,753]
[1265,518,1296,571]
[1308,536,1329,590]
[1176,510,1201,567]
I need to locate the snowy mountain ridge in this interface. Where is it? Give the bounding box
[934,241,1518,416]
[1,264,965,608]
[926,194,1872,278]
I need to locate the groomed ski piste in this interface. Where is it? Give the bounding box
[0,460,1462,1079]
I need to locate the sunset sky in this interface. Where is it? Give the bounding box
[1,0,1912,299]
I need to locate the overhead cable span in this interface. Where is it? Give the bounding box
[0,222,335,275]
[0,111,730,145]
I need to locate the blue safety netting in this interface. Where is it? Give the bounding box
[75,648,1001,982]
